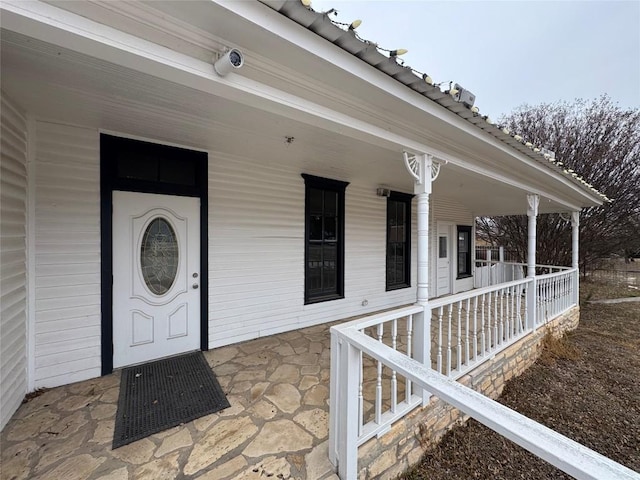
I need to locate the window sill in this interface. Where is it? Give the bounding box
[305,294,344,305]
[386,284,411,292]
[456,274,473,280]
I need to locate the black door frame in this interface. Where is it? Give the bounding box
[100,134,209,375]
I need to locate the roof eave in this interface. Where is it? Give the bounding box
[257,0,608,207]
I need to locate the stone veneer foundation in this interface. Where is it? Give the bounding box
[357,306,580,480]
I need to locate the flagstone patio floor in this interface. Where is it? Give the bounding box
[1,323,341,480]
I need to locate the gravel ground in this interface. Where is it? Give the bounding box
[402,280,640,480]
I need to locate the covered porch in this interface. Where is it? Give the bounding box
[0,268,578,480]
[1,1,622,479]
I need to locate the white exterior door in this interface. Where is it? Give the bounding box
[113,191,200,368]
[436,224,451,297]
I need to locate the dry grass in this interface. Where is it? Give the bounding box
[538,332,581,366]
[401,280,640,479]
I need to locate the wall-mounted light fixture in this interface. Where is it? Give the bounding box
[376,186,391,197]
[213,49,244,77]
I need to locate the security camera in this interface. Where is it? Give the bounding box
[213,49,244,77]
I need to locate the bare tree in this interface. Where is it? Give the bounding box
[477,96,640,274]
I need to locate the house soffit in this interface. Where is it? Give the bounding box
[3,0,602,211]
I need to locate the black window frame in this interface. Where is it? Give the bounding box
[456,225,473,279]
[302,174,349,304]
[386,191,413,291]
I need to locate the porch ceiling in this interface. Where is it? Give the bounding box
[1,28,574,216]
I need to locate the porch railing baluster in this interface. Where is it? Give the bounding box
[391,319,398,414]
[405,314,413,404]
[465,298,471,366]
[437,306,443,374]
[456,301,462,372]
[446,305,453,376]
[481,293,486,355]
[472,296,478,362]
[375,324,383,425]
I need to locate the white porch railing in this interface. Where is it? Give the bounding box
[329,324,640,480]
[430,278,531,378]
[474,261,572,288]
[328,305,426,457]
[536,269,577,325]
[474,260,525,287]
[326,267,632,480]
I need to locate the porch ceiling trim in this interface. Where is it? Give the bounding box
[0,1,434,157]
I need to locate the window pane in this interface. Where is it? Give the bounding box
[309,188,323,215]
[140,217,179,295]
[395,260,404,283]
[310,215,323,241]
[458,232,469,253]
[439,236,448,258]
[397,202,405,223]
[324,191,338,216]
[458,253,466,275]
[324,216,337,241]
[117,154,158,181]
[308,245,322,292]
[323,244,337,290]
[159,156,196,186]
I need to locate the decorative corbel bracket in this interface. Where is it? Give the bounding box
[526,193,539,217]
[403,151,444,194]
[403,151,422,184]
[430,161,442,182]
[559,211,579,227]
[571,211,579,227]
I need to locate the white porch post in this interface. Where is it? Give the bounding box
[571,211,580,305]
[403,152,433,404]
[526,194,539,329]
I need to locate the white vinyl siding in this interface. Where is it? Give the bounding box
[28,125,474,375]
[0,92,28,429]
[430,196,475,295]
[33,121,101,387]
[208,153,417,347]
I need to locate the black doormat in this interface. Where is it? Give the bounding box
[113,351,229,449]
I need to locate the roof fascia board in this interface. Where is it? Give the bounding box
[221,0,602,206]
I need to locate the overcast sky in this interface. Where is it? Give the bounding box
[312,0,640,120]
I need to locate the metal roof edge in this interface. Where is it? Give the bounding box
[258,0,606,207]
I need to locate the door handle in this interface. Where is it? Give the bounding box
[192,284,199,289]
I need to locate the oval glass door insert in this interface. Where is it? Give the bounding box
[140,217,179,295]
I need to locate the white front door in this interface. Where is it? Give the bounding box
[113,191,200,368]
[436,224,451,297]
